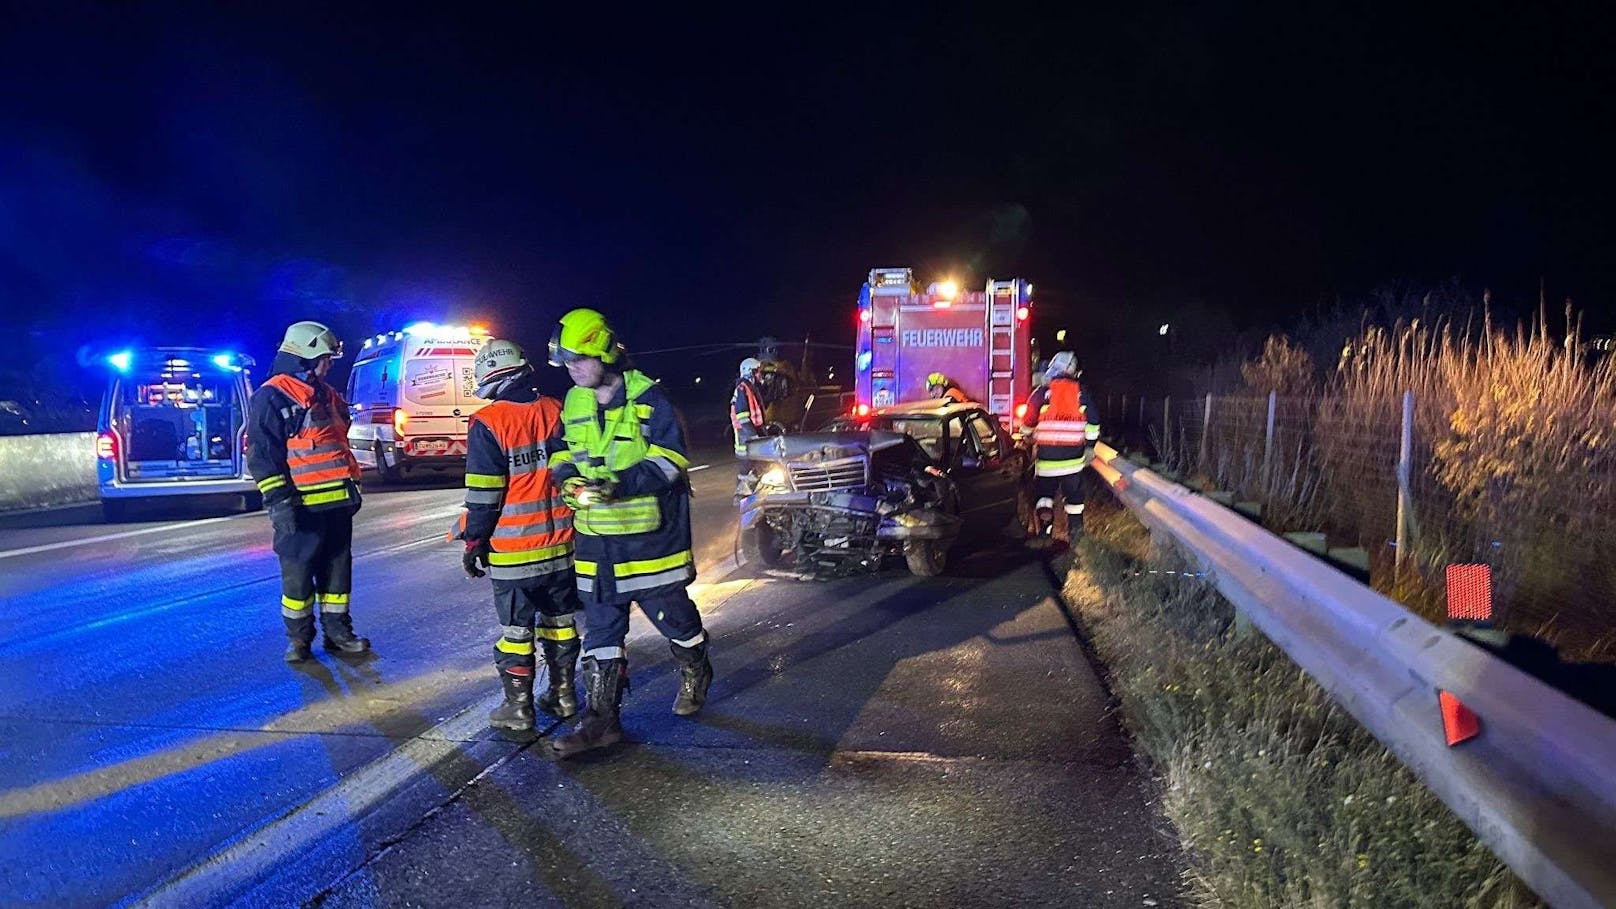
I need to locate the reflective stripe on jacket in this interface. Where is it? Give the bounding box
[558,370,694,602]
[259,374,362,509]
[732,379,765,454]
[459,398,575,581]
[1029,377,1092,477]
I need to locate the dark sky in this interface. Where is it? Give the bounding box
[4,3,1615,389]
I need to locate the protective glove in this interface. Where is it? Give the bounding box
[462,538,492,578]
[561,477,590,510]
[269,501,299,536]
[578,481,615,507]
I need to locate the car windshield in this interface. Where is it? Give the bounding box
[829,415,946,460]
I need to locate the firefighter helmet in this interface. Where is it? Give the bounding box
[278,321,344,360]
[1046,351,1079,378]
[926,372,948,390]
[548,308,623,366]
[473,338,530,395]
[739,357,761,378]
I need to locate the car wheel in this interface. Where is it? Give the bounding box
[101,499,132,523]
[904,539,947,577]
[375,442,404,483]
[740,524,786,568]
[241,491,264,513]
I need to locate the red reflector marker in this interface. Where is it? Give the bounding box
[1438,690,1481,746]
[1445,564,1493,622]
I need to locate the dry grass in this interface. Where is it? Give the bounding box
[1068,498,1543,909]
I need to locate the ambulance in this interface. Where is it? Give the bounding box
[344,323,491,482]
[852,268,1035,429]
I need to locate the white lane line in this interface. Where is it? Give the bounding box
[688,463,711,472]
[0,514,254,562]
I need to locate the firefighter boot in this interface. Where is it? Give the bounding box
[283,614,315,663]
[543,657,627,759]
[670,640,713,716]
[320,612,371,654]
[488,667,536,731]
[535,640,580,719]
[1036,507,1055,537]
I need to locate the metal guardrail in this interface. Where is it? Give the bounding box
[1091,442,1616,909]
[0,432,96,511]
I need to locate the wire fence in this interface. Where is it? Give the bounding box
[1109,390,1616,659]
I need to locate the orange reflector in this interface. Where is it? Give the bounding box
[1445,564,1493,622]
[1438,690,1481,745]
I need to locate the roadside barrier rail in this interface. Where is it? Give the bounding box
[1091,442,1616,909]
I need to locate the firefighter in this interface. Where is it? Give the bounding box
[926,372,970,404]
[731,357,767,496]
[454,338,582,731]
[1022,351,1101,540]
[542,308,712,759]
[248,321,369,663]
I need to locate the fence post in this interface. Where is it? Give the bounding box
[1138,395,1145,427]
[1162,396,1171,463]
[1200,393,1213,472]
[1262,391,1277,486]
[1121,394,1128,428]
[1394,389,1414,578]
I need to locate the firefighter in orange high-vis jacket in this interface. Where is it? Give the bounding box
[249,321,369,664]
[731,357,767,496]
[453,338,582,732]
[1021,351,1101,540]
[926,372,971,404]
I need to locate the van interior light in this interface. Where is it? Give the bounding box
[107,351,133,372]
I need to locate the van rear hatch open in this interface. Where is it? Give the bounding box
[110,362,246,482]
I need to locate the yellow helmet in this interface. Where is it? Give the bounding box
[926,372,948,389]
[548,308,623,366]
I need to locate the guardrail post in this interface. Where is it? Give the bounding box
[1394,389,1414,578]
[1262,391,1277,487]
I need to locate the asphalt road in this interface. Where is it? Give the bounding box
[0,452,1182,908]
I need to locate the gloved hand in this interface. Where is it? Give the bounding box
[462,538,492,578]
[577,481,614,507]
[269,501,299,536]
[561,477,590,510]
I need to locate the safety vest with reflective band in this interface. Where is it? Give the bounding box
[460,399,575,581]
[259,374,362,509]
[560,370,694,600]
[731,379,765,455]
[941,385,969,404]
[1032,377,1099,477]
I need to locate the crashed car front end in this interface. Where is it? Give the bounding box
[737,430,960,575]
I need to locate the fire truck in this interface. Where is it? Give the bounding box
[345,322,491,482]
[853,267,1034,428]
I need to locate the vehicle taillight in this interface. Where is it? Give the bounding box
[1016,306,1029,322]
[858,309,871,323]
[854,404,870,417]
[96,431,119,461]
[393,408,409,435]
[1014,402,1028,420]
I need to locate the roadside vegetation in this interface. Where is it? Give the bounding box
[1065,498,1543,908]
[1183,307,1616,661]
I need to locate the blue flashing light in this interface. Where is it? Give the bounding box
[857,350,872,371]
[212,353,234,370]
[108,351,133,372]
[403,321,438,338]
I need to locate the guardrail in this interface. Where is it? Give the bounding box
[0,432,96,512]
[1091,442,1616,909]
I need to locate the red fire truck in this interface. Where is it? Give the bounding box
[852,267,1034,428]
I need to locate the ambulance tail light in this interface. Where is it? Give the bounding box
[96,431,120,461]
[393,408,410,436]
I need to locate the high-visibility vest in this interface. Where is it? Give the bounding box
[1032,377,1098,477]
[942,385,969,404]
[731,379,765,454]
[561,370,694,599]
[261,374,361,510]
[463,399,575,581]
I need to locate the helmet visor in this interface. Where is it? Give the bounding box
[547,328,586,367]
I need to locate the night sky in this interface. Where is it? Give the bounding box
[4,3,1615,395]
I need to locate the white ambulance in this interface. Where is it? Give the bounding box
[344,323,491,482]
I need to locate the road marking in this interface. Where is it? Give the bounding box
[0,514,253,562]
[688,463,711,472]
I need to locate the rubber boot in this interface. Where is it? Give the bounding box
[489,667,536,731]
[535,640,580,719]
[544,657,627,759]
[283,614,315,663]
[321,612,371,654]
[1036,507,1055,537]
[670,640,713,716]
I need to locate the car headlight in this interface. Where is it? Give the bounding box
[758,466,789,490]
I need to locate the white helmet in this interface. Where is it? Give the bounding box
[473,338,531,396]
[278,321,344,360]
[740,357,762,378]
[1046,350,1079,379]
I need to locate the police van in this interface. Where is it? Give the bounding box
[345,323,491,482]
[95,347,259,521]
